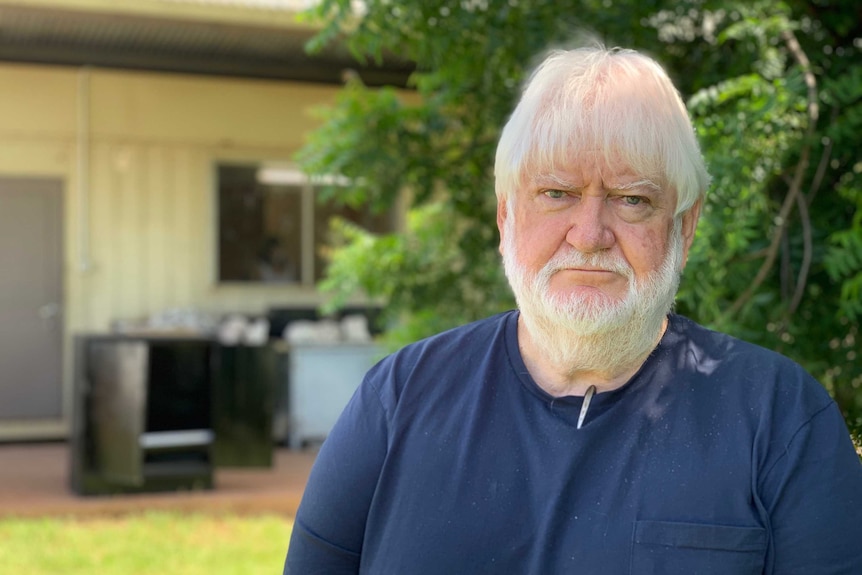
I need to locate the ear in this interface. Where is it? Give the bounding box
[496,197,508,255]
[680,198,703,266]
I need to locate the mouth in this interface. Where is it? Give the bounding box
[559,267,616,274]
[550,268,626,288]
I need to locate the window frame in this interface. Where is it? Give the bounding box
[212,160,393,289]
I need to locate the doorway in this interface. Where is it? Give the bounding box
[0,177,64,429]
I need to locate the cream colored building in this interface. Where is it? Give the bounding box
[0,0,411,440]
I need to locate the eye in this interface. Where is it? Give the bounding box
[543,189,567,200]
[623,196,647,206]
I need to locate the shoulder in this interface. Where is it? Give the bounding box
[376,311,514,370]
[361,311,516,410]
[666,314,835,431]
[669,314,821,385]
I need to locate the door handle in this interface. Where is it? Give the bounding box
[38,303,61,320]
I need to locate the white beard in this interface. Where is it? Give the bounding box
[502,216,684,378]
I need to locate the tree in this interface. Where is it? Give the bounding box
[297,0,862,437]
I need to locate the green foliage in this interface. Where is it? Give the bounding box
[298,0,862,436]
[319,204,512,349]
[822,73,862,323]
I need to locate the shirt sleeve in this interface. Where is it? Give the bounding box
[759,401,862,574]
[283,376,390,575]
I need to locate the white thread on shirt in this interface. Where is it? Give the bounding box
[577,385,597,430]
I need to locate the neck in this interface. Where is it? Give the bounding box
[517,314,668,397]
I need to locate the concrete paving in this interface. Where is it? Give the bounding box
[0,442,316,518]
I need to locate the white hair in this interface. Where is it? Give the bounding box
[495,46,710,217]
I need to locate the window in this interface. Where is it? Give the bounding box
[217,163,394,285]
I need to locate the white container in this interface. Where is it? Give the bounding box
[281,343,381,449]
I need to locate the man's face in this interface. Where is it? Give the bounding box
[497,152,699,331]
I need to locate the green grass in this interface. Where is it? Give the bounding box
[0,512,292,575]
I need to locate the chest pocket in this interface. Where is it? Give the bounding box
[630,520,767,575]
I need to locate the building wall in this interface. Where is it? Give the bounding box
[0,62,368,436]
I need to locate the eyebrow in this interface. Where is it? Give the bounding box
[531,173,580,189]
[610,179,661,192]
[532,174,661,192]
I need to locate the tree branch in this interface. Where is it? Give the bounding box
[724,28,819,319]
[781,228,792,301]
[806,106,838,207]
[789,189,813,315]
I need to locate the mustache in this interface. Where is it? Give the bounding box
[540,249,634,278]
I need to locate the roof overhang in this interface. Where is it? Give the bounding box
[0,0,414,86]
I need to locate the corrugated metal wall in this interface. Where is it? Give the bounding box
[0,62,358,434]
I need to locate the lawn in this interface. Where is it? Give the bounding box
[0,512,292,575]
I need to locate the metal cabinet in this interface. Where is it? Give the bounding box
[280,343,380,449]
[70,336,275,496]
[210,345,276,467]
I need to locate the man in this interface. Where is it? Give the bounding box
[284,46,862,574]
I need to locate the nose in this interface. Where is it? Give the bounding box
[564,196,615,253]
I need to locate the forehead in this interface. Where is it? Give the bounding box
[527,151,659,189]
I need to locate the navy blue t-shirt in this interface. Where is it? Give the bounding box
[285,312,862,574]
